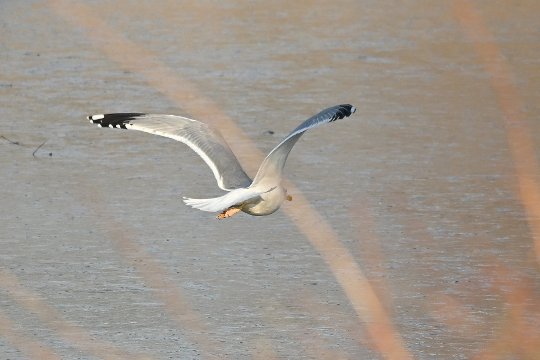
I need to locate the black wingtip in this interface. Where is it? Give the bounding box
[339,104,356,116]
[87,113,146,128]
[327,104,356,122]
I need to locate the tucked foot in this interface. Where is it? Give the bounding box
[286,195,293,201]
[217,207,241,219]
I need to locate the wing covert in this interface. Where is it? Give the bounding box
[251,104,356,186]
[88,113,252,190]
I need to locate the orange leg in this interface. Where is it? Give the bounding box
[217,207,242,219]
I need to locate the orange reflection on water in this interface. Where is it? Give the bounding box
[0,269,153,360]
[47,0,414,358]
[472,265,540,360]
[0,308,61,360]
[454,0,540,265]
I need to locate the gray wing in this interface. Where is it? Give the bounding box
[88,113,252,191]
[251,104,356,186]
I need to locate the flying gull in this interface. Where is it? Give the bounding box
[88,104,356,219]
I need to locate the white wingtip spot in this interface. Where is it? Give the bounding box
[351,106,356,113]
[98,124,104,128]
[91,114,105,120]
[108,124,114,128]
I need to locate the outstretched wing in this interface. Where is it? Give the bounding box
[251,104,356,187]
[88,113,252,191]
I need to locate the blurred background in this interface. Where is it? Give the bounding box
[1,0,539,359]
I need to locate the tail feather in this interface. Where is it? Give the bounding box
[183,197,226,212]
[183,188,261,213]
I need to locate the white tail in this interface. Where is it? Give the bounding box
[183,188,261,213]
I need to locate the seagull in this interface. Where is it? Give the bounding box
[88,104,356,219]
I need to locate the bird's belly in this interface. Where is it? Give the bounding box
[242,201,280,216]
[241,187,285,216]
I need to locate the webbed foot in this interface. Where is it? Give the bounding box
[217,207,241,219]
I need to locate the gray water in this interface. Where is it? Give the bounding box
[1,1,539,359]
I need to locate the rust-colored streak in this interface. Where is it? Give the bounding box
[453,0,540,264]
[76,187,223,359]
[48,0,413,358]
[283,182,413,360]
[0,309,61,360]
[472,265,540,359]
[0,270,153,360]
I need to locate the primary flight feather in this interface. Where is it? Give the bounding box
[88,104,356,219]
